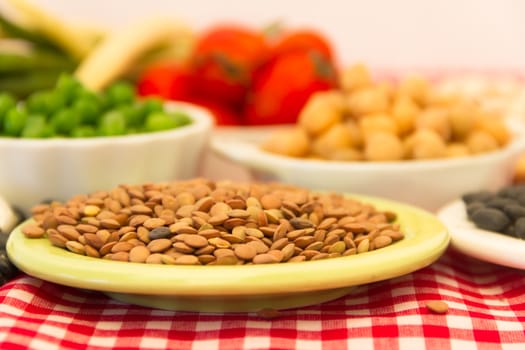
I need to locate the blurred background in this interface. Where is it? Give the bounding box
[19,0,525,71]
[1,0,525,212]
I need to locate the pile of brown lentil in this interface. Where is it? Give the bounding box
[22,179,405,265]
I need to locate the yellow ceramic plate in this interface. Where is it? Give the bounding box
[7,195,449,312]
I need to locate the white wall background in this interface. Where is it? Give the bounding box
[9,0,525,71]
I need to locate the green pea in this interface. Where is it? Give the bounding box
[144,112,180,132]
[55,73,83,104]
[26,90,66,116]
[0,75,195,138]
[72,97,101,125]
[139,98,164,116]
[105,81,136,107]
[96,92,113,112]
[25,91,47,114]
[0,93,16,129]
[71,125,97,138]
[3,107,28,136]
[50,108,81,135]
[118,104,144,127]
[76,89,102,103]
[98,110,127,136]
[168,111,192,127]
[21,115,53,138]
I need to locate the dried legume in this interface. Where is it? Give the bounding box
[425,300,449,314]
[462,184,525,239]
[261,64,511,162]
[24,179,405,265]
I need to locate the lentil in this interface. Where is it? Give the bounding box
[23,179,405,265]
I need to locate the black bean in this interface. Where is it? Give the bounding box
[462,191,494,204]
[0,214,21,286]
[466,202,485,217]
[485,197,518,210]
[0,234,8,247]
[0,259,14,277]
[503,204,525,221]
[516,193,525,206]
[515,218,525,240]
[0,276,7,286]
[148,226,171,240]
[504,225,516,237]
[470,208,510,232]
[462,185,525,239]
[0,251,16,280]
[498,184,525,199]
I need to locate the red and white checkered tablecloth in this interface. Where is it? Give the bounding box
[0,248,524,350]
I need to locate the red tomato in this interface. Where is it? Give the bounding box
[136,61,195,100]
[191,24,271,107]
[136,61,242,126]
[271,29,335,61]
[244,51,339,125]
[181,95,243,126]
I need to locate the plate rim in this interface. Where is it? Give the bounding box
[437,199,525,269]
[7,195,450,297]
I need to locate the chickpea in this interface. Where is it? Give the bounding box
[260,127,310,157]
[376,81,396,102]
[474,114,511,146]
[298,90,346,137]
[398,74,430,106]
[391,94,420,136]
[426,90,462,108]
[347,86,390,117]
[466,130,499,154]
[329,148,364,161]
[446,143,470,158]
[262,63,509,163]
[404,129,447,160]
[343,119,364,148]
[311,123,354,158]
[415,107,452,141]
[448,101,478,141]
[340,63,372,92]
[364,132,404,161]
[359,114,398,140]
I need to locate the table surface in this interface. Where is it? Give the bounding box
[0,248,524,350]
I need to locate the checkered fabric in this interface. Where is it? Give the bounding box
[0,248,524,350]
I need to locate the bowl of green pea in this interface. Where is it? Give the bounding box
[0,74,214,215]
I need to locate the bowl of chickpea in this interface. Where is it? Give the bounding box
[211,64,525,212]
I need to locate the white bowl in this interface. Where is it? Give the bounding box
[210,124,525,212]
[0,101,213,215]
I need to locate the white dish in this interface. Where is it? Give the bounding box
[437,199,525,269]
